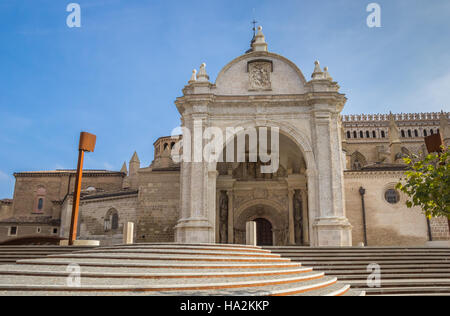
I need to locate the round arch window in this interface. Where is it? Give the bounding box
[385,189,400,204]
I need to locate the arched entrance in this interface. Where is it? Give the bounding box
[254,218,273,246]
[215,127,310,246]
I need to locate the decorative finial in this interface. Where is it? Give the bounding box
[189,69,197,83]
[323,67,333,81]
[252,25,268,52]
[311,60,324,80]
[197,63,210,82]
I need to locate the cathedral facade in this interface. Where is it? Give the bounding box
[1,28,449,247]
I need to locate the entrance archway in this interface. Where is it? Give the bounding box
[254,218,273,246]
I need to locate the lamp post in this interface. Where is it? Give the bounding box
[359,187,368,247]
[68,132,96,246]
[424,132,445,241]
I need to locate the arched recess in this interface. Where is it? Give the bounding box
[209,119,319,246]
[234,199,287,246]
[211,119,317,174]
[350,151,367,170]
[104,208,119,232]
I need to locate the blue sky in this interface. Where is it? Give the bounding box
[0,0,449,198]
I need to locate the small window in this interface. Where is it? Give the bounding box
[347,131,351,139]
[360,131,364,138]
[373,131,377,138]
[366,131,370,138]
[353,131,358,139]
[36,227,42,234]
[111,213,119,230]
[104,209,119,232]
[430,130,434,135]
[385,189,400,204]
[401,130,406,138]
[37,198,44,211]
[408,130,412,138]
[9,226,17,236]
[424,130,428,137]
[381,131,386,138]
[414,130,419,137]
[53,228,58,235]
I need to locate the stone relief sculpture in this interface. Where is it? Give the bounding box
[219,191,228,244]
[294,190,303,245]
[249,62,272,90]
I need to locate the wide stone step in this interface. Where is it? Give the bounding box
[289,260,450,266]
[336,273,450,280]
[0,244,359,296]
[318,268,450,274]
[363,286,450,295]
[345,279,450,288]
[100,245,271,254]
[75,249,280,258]
[311,264,450,270]
[272,252,450,258]
[44,253,290,263]
[0,266,313,279]
[135,243,263,250]
[16,259,302,270]
[266,247,450,251]
[0,271,326,290]
[286,256,450,261]
[0,263,305,274]
[0,276,341,296]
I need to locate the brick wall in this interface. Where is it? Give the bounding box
[135,170,180,243]
[79,194,138,246]
[430,217,450,241]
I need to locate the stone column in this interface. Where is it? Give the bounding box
[227,190,234,244]
[175,115,215,244]
[301,189,310,245]
[288,189,295,245]
[215,191,220,243]
[311,111,352,246]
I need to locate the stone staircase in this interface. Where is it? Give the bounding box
[265,246,450,296]
[0,244,362,296]
[0,246,94,265]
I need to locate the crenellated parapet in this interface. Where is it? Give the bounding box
[341,112,448,141]
[342,112,449,123]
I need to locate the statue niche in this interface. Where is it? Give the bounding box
[294,190,303,245]
[219,191,228,244]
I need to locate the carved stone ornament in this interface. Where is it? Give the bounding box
[249,62,272,91]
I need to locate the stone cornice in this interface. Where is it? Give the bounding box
[344,170,407,178]
[80,190,139,204]
[14,171,126,178]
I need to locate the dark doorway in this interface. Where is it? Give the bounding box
[255,218,273,246]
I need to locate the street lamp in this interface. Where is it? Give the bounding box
[68,132,96,246]
[359,187,368,247]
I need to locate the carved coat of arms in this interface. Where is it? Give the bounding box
[249,62,272,90]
